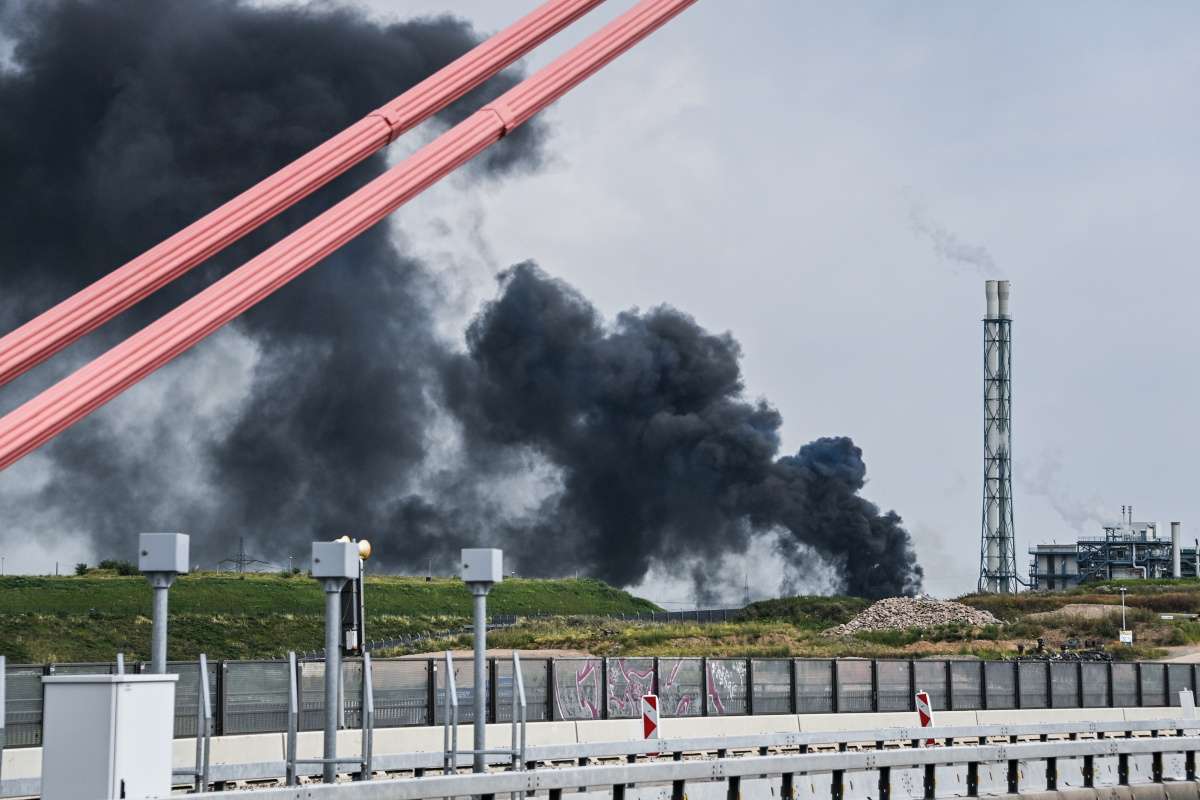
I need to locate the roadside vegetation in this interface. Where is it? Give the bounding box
[0,571,657,663]
[6,569,1200,664]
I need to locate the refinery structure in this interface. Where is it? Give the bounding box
[1028,510,1198,591]
[977,280,1019,593]
[971,280,1200,594]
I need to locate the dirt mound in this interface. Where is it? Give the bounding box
[827,596,1001,635]
[1027,603,1122,621]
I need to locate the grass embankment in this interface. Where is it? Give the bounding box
[382,583,1200,661]
[8,571,1200,664]
[378,596,1010,660]
[954,578,1200,660]
[0,573,658,663]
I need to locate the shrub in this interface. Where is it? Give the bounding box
[98,559,138,576]
[74,563,89,576]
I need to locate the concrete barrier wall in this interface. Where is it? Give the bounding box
[5,706,1194,785]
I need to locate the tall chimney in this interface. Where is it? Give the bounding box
[1172,521,1182,578]
[978,280,1016,593]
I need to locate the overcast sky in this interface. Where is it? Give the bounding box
[373,0,1200,599]
[4,1,1199,602]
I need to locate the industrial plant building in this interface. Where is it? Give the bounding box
[1028,508,1197,590]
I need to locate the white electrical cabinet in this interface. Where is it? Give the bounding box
[41,674,178,800]
[461,548,503,584]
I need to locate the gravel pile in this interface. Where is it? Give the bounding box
[827,596,1001,635]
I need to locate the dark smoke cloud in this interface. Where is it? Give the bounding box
[0,0,922,599]
[0,0,544,562]
[443,264,923,598]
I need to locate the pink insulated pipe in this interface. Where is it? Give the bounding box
[0,0,606,388]
[0,0,700,471]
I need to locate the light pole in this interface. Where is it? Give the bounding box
[1120,587,1127,632]
[461,548,502,773]
[311,539,360,783]
[138,532,189,674]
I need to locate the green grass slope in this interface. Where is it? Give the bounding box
[0,573,659,663]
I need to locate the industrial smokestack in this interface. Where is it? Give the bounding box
[1172,521,1182,578]
[997,280,1011,319]
[978,279,1016,592]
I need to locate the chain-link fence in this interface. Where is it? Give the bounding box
[3,656,1194,747]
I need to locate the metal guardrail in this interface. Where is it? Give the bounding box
[188,716,1200,785]
[188,724,1200,799]
[286,650,376,783]
[171,653,213,792]
[4,715,1199,797]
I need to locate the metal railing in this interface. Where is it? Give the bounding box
[4,656,1199,749]
[187,718,1200,799]
[6,714,1200,796]
[441,650,528,790]
[171,653,213,792]
[286,651,376,784]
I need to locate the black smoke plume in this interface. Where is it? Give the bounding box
[443,264,922,598]
[0,0,545,564]
[0,0,922,599]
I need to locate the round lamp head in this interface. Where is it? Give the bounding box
[358,539,372,560]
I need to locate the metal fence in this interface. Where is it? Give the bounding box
[3,657,1195,747]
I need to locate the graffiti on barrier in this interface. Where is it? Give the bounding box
[607,658,655,717]
[550,657,748,720]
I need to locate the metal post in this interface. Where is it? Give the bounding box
[323,577,348,783]
[830,660,839,714]
[116,653,125,675]
[359,652,374,782]
[472,584,488,773]
[286,652,298,786]
[443,653,453,774]
[747,659,755,716]
[601,658,609,720]
[869,660,878,713]
[789,659,797,714]
[0,655,6,787]
[511,650,528,800]
[139,533,189,675]
[516,653,527,770]
[195,654,212,792]
[445,651,459,776]
[216,660,226,736]
[511,655,519,773]
[149,576,174,674]
[489,657,499,724]
[427,658,437,726]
